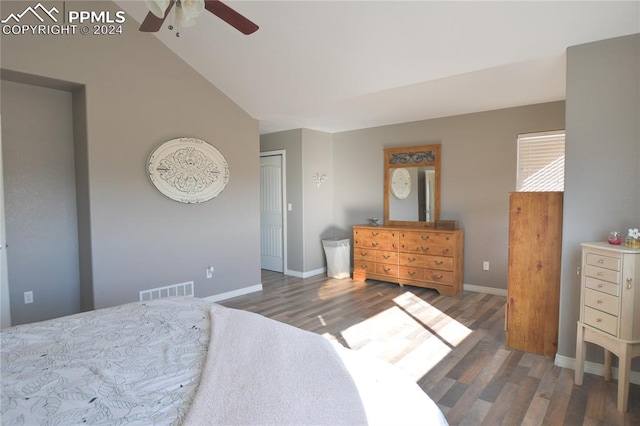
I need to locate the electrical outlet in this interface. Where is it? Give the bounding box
[206,266,214,279]
[482,261,490,271]
[24,291,33,304]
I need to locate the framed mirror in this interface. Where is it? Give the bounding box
[384,144,440,228]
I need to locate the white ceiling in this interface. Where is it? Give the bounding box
[115,1,640,134]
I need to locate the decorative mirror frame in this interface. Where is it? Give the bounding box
[384,144,441,228]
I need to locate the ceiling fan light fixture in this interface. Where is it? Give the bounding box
[146,0,170,18]
[175,0,205,28]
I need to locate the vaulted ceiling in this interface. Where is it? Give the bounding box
[115,1,640,134]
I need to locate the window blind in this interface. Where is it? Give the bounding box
[516,131,565,191]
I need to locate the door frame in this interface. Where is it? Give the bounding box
[260,150,287,274]
[0,115,11,328]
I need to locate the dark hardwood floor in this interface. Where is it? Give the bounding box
[219,270,640,425]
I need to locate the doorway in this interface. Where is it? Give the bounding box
[260,151,287,273]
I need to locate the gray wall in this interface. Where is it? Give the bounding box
[260,128,335,275]
[261,130,304,273]
[559,34,640,368]
[1,81,80,325]
[333,102,566,290]
[302,129,334,272]
[1,1,260,318]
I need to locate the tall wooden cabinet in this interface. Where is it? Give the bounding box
[506,192,563,356]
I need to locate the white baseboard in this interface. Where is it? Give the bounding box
[554,354,640,385]
[463,284,507,297]
[203,283,263,303]
[285,267,326,279]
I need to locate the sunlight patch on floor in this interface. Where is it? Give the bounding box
[326,290,472,381]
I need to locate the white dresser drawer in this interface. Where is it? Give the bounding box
[585,276,619,297]
[585,264,620,284]
[584,306,618,336]
[586,253,620,271]
[584,288,619,316]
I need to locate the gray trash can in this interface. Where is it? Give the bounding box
[322,237,351,279]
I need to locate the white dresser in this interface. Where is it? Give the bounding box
[575,242,640,412]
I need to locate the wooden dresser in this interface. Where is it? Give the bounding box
[575,242,640,412]
[352,225,464,296]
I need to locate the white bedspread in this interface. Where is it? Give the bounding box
[1,297,447,425]
[185,305,448,426]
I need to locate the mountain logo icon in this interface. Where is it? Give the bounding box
[1,3,59,24]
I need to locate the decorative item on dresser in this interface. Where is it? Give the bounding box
[352,225,464,296]
[506,191,563,357]
[575,242,640,412]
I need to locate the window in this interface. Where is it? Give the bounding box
[516,130,565,191]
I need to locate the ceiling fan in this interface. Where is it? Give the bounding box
[140,0,259,36]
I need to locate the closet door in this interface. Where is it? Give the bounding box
[506,191,563,356]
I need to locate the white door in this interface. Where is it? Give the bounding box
[260,153,285,272]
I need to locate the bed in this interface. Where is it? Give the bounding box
[1,297,448,425]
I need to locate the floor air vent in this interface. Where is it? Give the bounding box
[139,281,194,301]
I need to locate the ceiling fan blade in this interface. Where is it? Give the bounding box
[140,0,176,32]
[204,0,259,35]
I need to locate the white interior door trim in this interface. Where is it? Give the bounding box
[260,150,287,273]
[0,115,12,328]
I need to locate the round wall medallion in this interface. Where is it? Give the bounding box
[147,137,229,203]
[390,168,411,200]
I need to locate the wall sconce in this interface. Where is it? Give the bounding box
[313,173,327,188]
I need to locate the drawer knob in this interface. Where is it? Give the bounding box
[383,267,391,273]
[432,275,443,280]
[408,257,416,262]
[421,247,430,252]
[371,232,379,237]
[598,259,604,264]
[597,272,603,277]
[627,278,633,289]
[372,242,379,247]
[360,252,368,257]
[597,299,603,304]
[435,261,443,265]
[597,283,603,288]
[421,235,430,240]
[596,318,602,323]
[408,271,416,277]
[383,254,391,259]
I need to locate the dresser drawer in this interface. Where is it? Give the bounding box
[584,306,618,336]
[423,269,454,285]
[354,228,397,242]
[375,263,398,277]
[400,231,455,247]
[424,255,453,271]
[584,288,619,316]
[354,248,374,262]
[399,242,454,257]
[399,253,427,267]
[354,238,398,251]
[586,253,620,271]
[398,253,454,270]
[353,260,374,274]
[584,264,620,284]
[399,266,424,281]
[585,276,619,297]
[376,250,398,264]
